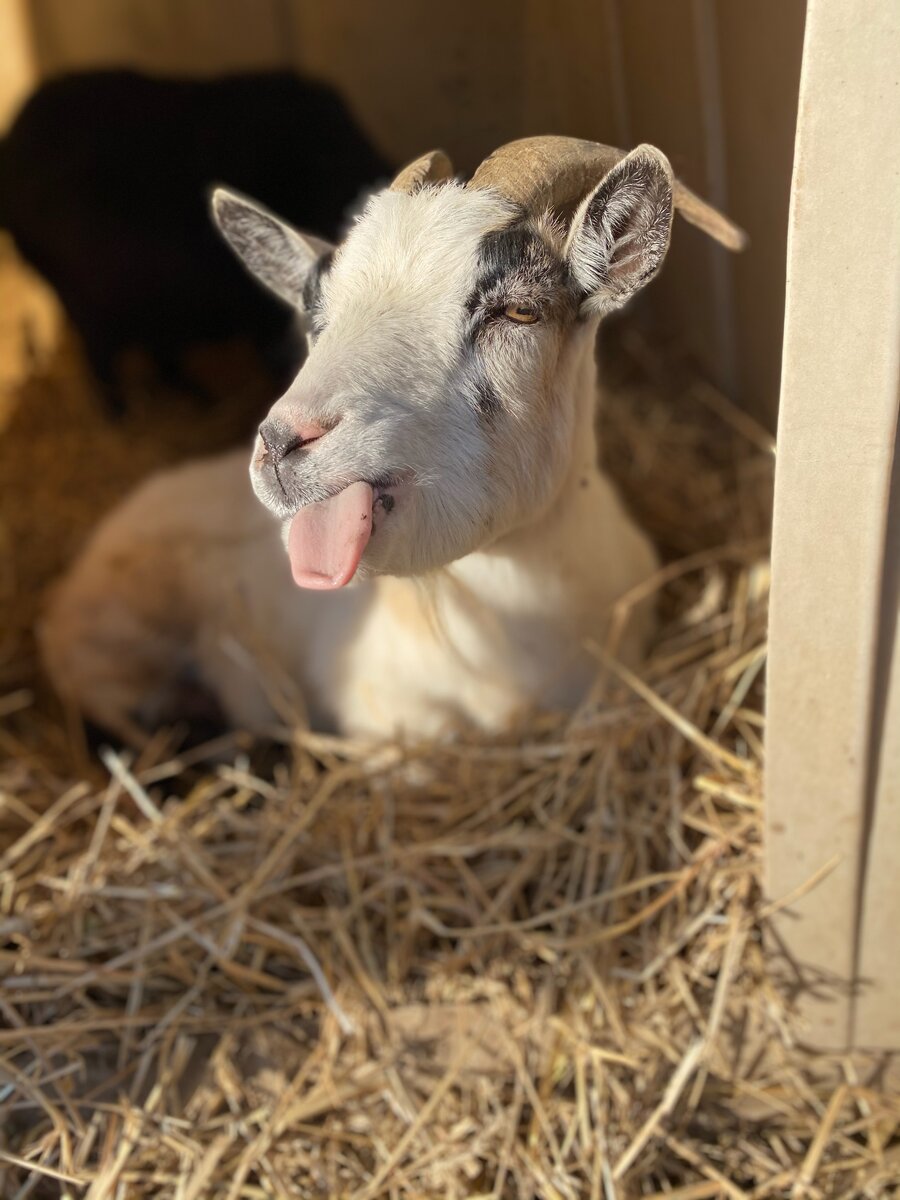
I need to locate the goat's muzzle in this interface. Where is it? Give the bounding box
[257,415,331,467]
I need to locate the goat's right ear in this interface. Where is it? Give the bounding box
[211,187,333,309]
[566,145,674,318]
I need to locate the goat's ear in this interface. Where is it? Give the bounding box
[566,145,674,317]
[211,187,333,309]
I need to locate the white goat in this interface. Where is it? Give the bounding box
[40,138,743,742]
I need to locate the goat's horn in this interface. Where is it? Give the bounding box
[670,178,746,251]
[468,136,622,212]
[467,135,746,252]
[390,149,454,194]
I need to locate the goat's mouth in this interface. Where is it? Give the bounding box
[285,478,401,591]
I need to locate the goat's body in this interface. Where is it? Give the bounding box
[41,354,656,741]
[41,138,741,741]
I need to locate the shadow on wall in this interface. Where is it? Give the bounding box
[0,68,391,413]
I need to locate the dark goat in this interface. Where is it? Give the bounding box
[0,69,391,410]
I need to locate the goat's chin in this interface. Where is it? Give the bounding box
[356,522,425,579]
[362,516,491,580]
[275,484,491,586]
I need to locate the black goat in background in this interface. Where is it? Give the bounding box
[0,69,391,411]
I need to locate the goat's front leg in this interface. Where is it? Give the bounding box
[39,450,287,743]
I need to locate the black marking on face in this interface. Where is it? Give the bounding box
[472,368,501,420]
[301,248,334,335]
[460,219,576,423]
[465,219,573,322]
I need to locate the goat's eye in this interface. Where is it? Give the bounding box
[503,304,539,324]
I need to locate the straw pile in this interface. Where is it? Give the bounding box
[2,243,899,1198]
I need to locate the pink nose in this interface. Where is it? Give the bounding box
[258,416,332,465]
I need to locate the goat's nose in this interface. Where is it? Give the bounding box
[258,416,331,466]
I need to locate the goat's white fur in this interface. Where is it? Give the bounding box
[40,151,669,741]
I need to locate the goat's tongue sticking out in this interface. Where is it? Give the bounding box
[287,482,374,590]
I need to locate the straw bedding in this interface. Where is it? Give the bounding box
[1,244,899,1199]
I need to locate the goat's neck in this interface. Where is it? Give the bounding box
[449,335,627,607]
[385,333,656,715]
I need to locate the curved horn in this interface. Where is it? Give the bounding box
[671,178,746,251]
[390,149,453,194]
[468,136,623,212]
[468,136,746,252]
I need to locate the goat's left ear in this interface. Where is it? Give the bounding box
[566,145,674,317]
[211,187,333,309]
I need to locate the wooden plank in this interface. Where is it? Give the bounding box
[286,0,524,174]
[27,0,287,77]
[615,0,727,393]
[857,526,900,1048]
[765,0,900,1049]
[520,0,619,149]
[716,0,806,427]
[857,0,900,1009]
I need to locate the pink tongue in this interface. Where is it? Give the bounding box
[287,481,374,589]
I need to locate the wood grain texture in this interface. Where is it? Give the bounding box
[616,0,720,384]
[766,0,900,1050]
[856,550,900,1048]
[285,0,525,172]
[717,0,806,427]
[27,0,289,76]
[853,0,900,1041]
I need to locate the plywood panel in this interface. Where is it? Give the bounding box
[520,0,619,148]
[856,541,900,1047]
[765,0,900,1049]
[616,0,723,392]
[27,0,288,77]
[609,0,803,421]
[286,0,524,173]
[717,0,806,427]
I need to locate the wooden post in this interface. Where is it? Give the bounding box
[766,0,900,1049]
[856,515,900,1047]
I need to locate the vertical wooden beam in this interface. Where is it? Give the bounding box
[765,0,900,1049]
[689,0,738,399]
[856,453,900,1047]
[616,0,719,382]
[716,0,806,427]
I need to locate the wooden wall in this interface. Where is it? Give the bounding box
[0,0,36,128]
[5,0,807,424]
